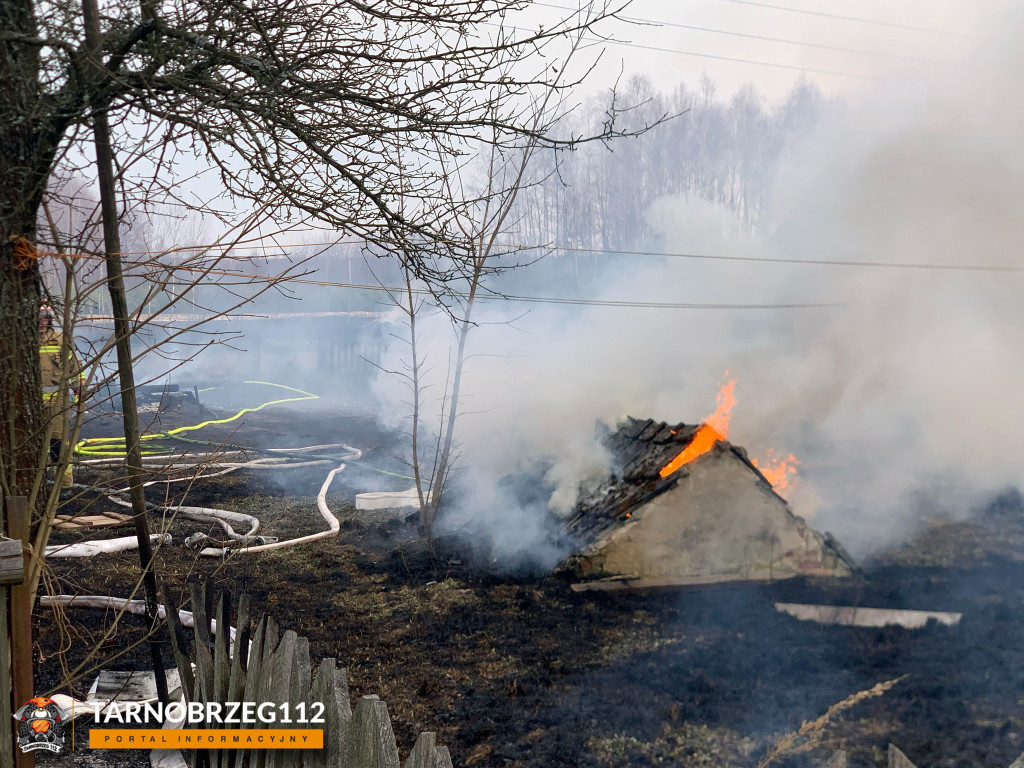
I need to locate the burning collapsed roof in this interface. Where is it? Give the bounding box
[564,416,857,589]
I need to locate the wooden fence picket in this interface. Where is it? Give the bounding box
[889,744,918,768]
[341,695,400,768]
[403,733,454,768]
[166,587,449,768]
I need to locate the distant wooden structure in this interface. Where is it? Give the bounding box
[162,585,452,768]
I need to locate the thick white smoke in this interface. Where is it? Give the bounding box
[372,8,1024,561]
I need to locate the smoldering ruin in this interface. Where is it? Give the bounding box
[564,418,856,590]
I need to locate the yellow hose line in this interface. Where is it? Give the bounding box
[74,381,319,457]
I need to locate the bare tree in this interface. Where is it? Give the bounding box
[2,0,639,509]
[384,20,657,534]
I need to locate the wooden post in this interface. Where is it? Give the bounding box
[0,578,10,768]
[5,497,33,768]
[80,0,169,707]
[0,525,26,768]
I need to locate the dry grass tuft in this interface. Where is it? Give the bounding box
[758,675,908,767]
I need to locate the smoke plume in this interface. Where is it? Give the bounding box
[372,8,1024,562]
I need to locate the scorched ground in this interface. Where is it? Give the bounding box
[37,406,1024,768]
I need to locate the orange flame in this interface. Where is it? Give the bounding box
[752,452,801,491]
[658,377,799,493]
[659,379,737,478]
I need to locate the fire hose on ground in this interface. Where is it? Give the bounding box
[49,380,364,557]
[46,533,172,559]
[38,595,236,721]
[193,462,345,557]
[51,445,356,557]
[72,380,321,458]
[55,457,349,558]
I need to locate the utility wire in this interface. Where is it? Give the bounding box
[133,265,850,310]
[716,0,969,37]
[69,254,841,311]
[597,35,877,78]
[52,241,1024,274]
[534,1,942,63]
[496,21,876,78]
[551,245,1024,273]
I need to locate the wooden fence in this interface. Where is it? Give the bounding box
[2,497,33,768]
[162,585,452,768]
[808,744,1024,768]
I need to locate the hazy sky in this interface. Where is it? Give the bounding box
[138,0,1015,247]
[526,0,1001,102]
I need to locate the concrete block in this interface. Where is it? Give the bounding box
[356,489,420,511]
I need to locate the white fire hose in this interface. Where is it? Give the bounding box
[197,463,345,557]
[46,533,172,559]
[40,594,235,641]
[57,443,360,558]
[39,595,236,723]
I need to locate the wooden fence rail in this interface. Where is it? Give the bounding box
[162,585,452,768]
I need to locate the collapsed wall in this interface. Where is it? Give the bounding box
[564,418,856,588]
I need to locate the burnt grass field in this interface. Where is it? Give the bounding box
[37,403,1024,768]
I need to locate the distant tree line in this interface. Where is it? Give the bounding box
[510,74,827,255]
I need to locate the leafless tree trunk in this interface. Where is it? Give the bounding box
[82,0,169,704]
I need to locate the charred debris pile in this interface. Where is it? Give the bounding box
[563,417,857,589]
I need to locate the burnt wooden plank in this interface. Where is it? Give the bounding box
[621,417,652,439]
[650,424,677,444]
[635,421,664,442]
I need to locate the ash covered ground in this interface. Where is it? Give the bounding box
[39,404,1024,768]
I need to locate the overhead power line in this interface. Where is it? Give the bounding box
[716,0,969,37]
[535,1,941,63]
[53,240,1024,273]
[597,35,877,78]
[496,22,876,78]
[64,250,843,311]
[552,245,1024,273]
[127,261,847,311]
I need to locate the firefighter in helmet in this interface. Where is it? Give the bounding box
[39,302,83,488]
